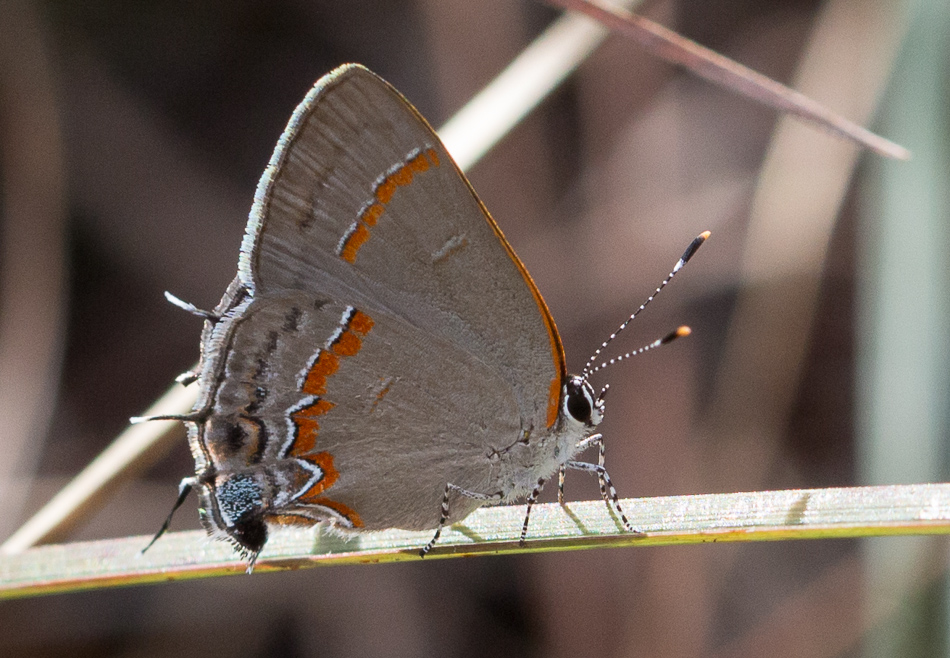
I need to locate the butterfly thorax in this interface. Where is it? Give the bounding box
[492,375,604,502]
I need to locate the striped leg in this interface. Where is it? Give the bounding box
[420,483,500,557]
[565,460,642,534]
[520,477,547,546]
[558,433,604,504]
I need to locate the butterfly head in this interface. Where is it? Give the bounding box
[562,375,605,428]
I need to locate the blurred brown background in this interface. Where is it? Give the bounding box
[1,0,947,656]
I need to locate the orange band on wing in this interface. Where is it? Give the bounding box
[390,165,413,187]
[297,451,339,497]
[301,350,339,395]
[269,450,360,530]
[291,416,320,455]
[290,399,335,455]
[340,224,371,264]
[328,310,374,357]
[288,309,375,520]
[362,203,384,226]
[376,178,397,204]
[295,398,335,418]
[337,148,442,264]
[409,152,430,172]
[330,330,362,357]
[348,309,374,335]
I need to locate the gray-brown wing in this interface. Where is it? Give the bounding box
[240,64,565,434]
[210,292,521,531]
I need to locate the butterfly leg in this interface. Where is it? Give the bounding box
[520,477,548,546]
[558,432,603,503]
[420,483,501,557]
[565,460,644,535]
[142,477,197,553]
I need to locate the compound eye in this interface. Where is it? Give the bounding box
[563,376,598,426]
[566,386,592,423]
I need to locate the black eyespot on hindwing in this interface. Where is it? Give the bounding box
[228,515,268,555]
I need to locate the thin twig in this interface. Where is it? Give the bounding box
[3,483,949,600]
[0,384,194,553]
[547,0,911,160]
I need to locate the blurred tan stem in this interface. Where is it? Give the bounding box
[0,0,643,554]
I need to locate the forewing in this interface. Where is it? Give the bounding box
[240,64,565,432]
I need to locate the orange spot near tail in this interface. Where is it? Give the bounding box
[295,451,362,528]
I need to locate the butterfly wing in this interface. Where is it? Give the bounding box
[204,291,521,531]
[240,64,566,432]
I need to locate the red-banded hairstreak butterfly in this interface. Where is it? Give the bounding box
[137,63,708,568]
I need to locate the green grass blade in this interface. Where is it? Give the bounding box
[3,483,949,600]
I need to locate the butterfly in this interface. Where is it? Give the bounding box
[139,64,706,568]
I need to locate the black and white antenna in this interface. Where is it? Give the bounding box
[582,230,709,377]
